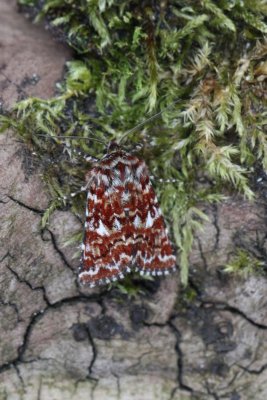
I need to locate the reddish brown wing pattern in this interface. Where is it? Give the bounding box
[78,146,176,287]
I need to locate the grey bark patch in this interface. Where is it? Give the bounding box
[207,357,229,376]
[129,304,148,328]
[71,323,88,342]
[87,315,126,340]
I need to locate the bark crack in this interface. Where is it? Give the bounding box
[212,204,220,251]
[189,277,267,330]
[168,319,194,394]
[0,294,105,377]
[200,300,267,330]
[85,324,98,378]
[6,265,50,307]
[0,253,21,322]
[0,298,20,323]
[113,373,121,400]
[45,228,75,273]
[13,364,25,392]
[238,363,267,375]
[205,380,220,400]
[37,377,42,400]
[0,306,45,374]
[197,236,208,269]
[8,195,44,215]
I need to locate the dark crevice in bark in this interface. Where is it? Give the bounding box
[238,363,267,375]
[17,312,45,367]
[200,301,267,330]
[73,376,98,398]
[197,237,208,269]
[4,195,83,295]
[113,373,121,399]
[205,380,220,400]
[7,193,80,284]
[188,276,202,297]
[0,307,45,374]
[221,369,241,392]
[0,252,10,264]
[0,252,21,322]
[232,230,267,267]
[189,276,267,330]
[94,293,108,315]
[169,387,178,400]
[255,230,267,263]
[20,356,59,366]
[168,319,194,394]
[85,324,98,377]
[143,320,166,328]
[37,377,42,400]
[6,265,51,307]
[13,363,25,390]
[0,298,21,323]
[124,351,154,375]
[8,195,44,215]
[90,379,99,400]
[7,194,81,282]
[45,228,75,273]
[0,197,9,204]
[0,293,106,376]
[212,204,220,251]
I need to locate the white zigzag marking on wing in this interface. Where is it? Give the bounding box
[80,254,132,277]
[80,266,100,277]
[121,191,131,202]
[133,214,141,228]
[83,237,134,261]
[96,220,109,236]
[136,252,176,264]
[145,211,154,228]
[108,156,138,168]
[113,218,122,230]
[101,174,110,186]
[136,164,145,178]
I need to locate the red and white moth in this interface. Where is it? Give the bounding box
[79,141,176,287]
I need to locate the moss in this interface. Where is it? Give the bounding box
[1,0,267,285]
[224,248,265,277]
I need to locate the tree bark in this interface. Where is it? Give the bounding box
[0,1,267,399]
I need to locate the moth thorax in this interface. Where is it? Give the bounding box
[106,140,121,153]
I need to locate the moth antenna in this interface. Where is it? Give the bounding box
[70,188,86,198]
[118,98,180,145]
[70,177,92,198]
[0,70,108,146]
[35,98,179,145]
[1,68,179,147]
[32,134,107,145]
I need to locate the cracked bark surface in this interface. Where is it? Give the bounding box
[0,1,267,399]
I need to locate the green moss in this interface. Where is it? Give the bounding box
[114,274,154,298]
[1,0,267,285]
[224,248,265,278]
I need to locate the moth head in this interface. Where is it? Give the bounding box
[106,140,121,153]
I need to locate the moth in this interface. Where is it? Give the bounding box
[0,70,178,287]
[79,141,176,287]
